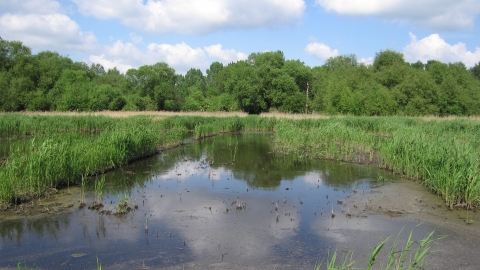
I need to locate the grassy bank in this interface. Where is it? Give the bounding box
[0,114,277,206]
[0,113,479,209]
[273,116,480,209]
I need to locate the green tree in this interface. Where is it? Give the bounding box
[269,72,303,112]
[323,77,355,114]
[393,69,439,115]
[89,84,126,111]
[182,89,206,111]
[0,39,32,71]
[125,62,177,110]
[247,50,285,69]
[88,63,106,80]
[184,68,206,94]
[410,60,425,70]
[470,61,480,80]
[282,59,312,92]
[309,66,330,112]
[362,83,397,116]
[224,61,265,114]
[373,50,406,72]
[206,61,224,89]
[49,69,92,111]
[324,54,358,71]
[425,60,448,85]
[0,40,38,111]
[206,93,239,111]
[373,50,408,91]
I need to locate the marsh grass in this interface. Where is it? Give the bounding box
[1,114,479,209]
[93,176,105,207]
[0,114,261,206]
[115,194,137,214]
[80,175,86,206]
[96,256,102,270]
[272,116,480,208]
[315,227,444,270]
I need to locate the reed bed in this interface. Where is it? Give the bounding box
[0,114,268,206]
[1,113,479,209]
[273,116,480,209]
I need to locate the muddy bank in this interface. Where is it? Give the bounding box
[0,187,81,222]
[343,179,480,270]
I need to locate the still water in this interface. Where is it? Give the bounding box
[0,133,437,269]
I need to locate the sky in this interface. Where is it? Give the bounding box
[1,0,480,74]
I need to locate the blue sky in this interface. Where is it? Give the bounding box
[1,0,479,74]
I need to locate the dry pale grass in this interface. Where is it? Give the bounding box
[259,112,332,119]
[420,115,480,121]
[4,111,480,121]
[6,111,249,118]
[5,110,331,120]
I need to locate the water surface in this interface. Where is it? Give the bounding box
[0,133,441,269]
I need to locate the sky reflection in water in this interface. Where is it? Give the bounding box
[0,133,426,269]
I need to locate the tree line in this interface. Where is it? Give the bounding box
[1,38,480,116]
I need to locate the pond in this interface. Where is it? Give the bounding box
[0,133,478,269]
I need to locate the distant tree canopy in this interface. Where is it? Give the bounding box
[1,38,480,116]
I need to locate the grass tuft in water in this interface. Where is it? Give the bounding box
[315,227,445,270]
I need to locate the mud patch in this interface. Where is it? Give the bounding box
[342,178,480,270]
[0,187,80,221]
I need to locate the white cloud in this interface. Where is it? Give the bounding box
[303,171,324,186]
[315,0,480,31]
[204,44,248,63]
[403,33,480,67]
[359,57,374,65]
[147,42,208,71]
[129,32,143,44]
[0,13,97,53]
[72,0,306,34]
[0,0,98,54]
[89,54,134,73]
[89,41,245,74]
[304,42,339,61]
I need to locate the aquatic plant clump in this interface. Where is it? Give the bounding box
[315,227,444,270]
[114,194,137,215]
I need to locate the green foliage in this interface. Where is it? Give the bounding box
[225,61,266,114]
[0,37,479,116]
[125,62,177,110]
[470,61,480,79]
[268,72,301,111]
[182,89,206,111]
[184,68,207,94]
[324,54,358,71]
[373,50,406,71]
[206,93,239,112]
[410,60,425,70]
[89,84,123,111]
[282,59,312,91]
[247,50,285,69]
[50,69,92,111]
[363,83,397,116]
[206,61,224,89]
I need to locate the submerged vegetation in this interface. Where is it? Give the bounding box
[0,113,479,211]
